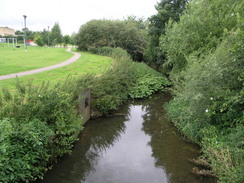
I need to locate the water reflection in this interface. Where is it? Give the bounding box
[37,92,215,183]
[37,114,127,183]
[140,93,215,183]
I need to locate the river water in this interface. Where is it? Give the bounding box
[38,92,216,183]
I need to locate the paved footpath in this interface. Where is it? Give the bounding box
[0,48,81,81]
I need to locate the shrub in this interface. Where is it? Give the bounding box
[91,48,136,114]
[201,125,244,183]
[129,75,169,99]
[0,80,84,182]
[0,118,53,182]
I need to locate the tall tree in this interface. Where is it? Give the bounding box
[63,35,70,47]
[50,22,62,46]
[145,0,188,68]
[41,28,49,46]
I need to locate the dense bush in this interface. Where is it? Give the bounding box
[163,0,244,182]
[0,81,83,182]
[0,118,53,182]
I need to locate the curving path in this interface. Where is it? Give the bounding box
[0,48,81,81]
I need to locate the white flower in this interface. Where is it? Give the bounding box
[205,109,209,113]
[38,95,41,97]
[210,97,214,100]
[231,13,235,16]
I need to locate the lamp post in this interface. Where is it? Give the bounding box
[48,26,50,47]
[23,15,27,51]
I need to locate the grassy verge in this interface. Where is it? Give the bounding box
[0,52,113,91]
[0,46,73,75]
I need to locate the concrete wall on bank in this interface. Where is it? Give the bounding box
[78,89,91,123]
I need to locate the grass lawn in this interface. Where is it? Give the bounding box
[0,51,113,90]
[0,45,73,75]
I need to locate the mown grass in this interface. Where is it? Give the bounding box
[0,51,113,90]
[0,45,73,75]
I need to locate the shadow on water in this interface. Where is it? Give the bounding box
[37,92,216,183]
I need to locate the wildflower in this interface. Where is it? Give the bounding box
[205,109,209,113]
[210,97,214,100]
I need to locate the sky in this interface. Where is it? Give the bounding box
[0,0,159,35]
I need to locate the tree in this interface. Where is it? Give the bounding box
[34,34,44,47]
[70,32,77,45]
[63,35,70,47]
[161,0,243,73]
[76,19,146,61]
[41,29,49,46]
[50,22,62,46]
[145,0,188,68]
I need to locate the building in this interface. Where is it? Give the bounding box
[26,40,37,46]
[0,38,6,43]
[0,27,15,36]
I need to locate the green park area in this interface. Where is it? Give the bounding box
[0,45,73,75]
[0,46,113,90]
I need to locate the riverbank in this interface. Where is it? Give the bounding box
[0,47,169,182]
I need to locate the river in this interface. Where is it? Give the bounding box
[37,92,216,183]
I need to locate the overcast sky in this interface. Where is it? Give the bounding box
[0,0,159,35]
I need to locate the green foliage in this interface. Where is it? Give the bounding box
[163,0,244,182]
[167,29,243,130]
[145,0,188,66]
[161,0,243,73]
[50,22,63,46]
[91,48,136,114]
[0,79,83,182]
[165,97,205,142]
[129,75,167,99]
[76,47,170,114]
[129,61,170,99]
[0,118,53,182]
[201,125,244,183]
[63,35,71,47]
[76,19,146,61]
[34,34,44,47]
